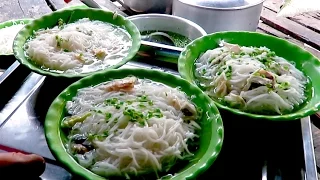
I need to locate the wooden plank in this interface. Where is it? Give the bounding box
[263,0,320,34]
[48,0,127,16]
[260,7,320,50]
[263,0,286,12]
[0,0,52,22]
[311,123,320,168]
[258,22,320,59]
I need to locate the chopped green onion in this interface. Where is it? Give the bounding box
[279,82,290,90]
[55,35,64,48]
[225,66,232,79]
[104,98,118,105]
[267,51,276,57]
[105,113,112,120]
[97,110,103,114]
[58,18,65,29]
[266,83,273,88]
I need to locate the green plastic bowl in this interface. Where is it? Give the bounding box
[178,31,320,121]
[44,68,224,180]
[13,8,141,78]
[0,18,33,56]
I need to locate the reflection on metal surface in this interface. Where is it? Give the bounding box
[41,162,72,180]
[301,117,318,180]
[262,161,267,180]
[0,72,45,127]
[0,61,20,84]
[141,40,184,52]
[0,85,55,160]
[0,69,4,76]
[124,61,180,76]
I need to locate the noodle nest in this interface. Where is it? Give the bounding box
[194,42,308,115]
[61,76,202,178]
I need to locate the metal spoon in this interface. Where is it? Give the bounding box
[141,32,176,47]
[80,0,103,9]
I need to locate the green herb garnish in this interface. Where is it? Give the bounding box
[105,113,112,120]
[105,98,118,105]
[88,132,108,141]
[93,132,108,141]
[58,18,65,29]
[139,95,148,102]
[279,82,290,90]
[123,108,144,122]
[266,83,273,88]
[267,51,276,58]
[97,110,103,114]
[149,108,163,118]
[103,131,109,136]
[202,69,206,75]
[266,83,273,92]
[61,112,91,128]
[225,66,232,79]
[55,35,64,48]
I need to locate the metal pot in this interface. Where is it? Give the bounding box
[122,0,173,14]
[128,14,207,41]
[127,14,207,63]
[172,0,265,33]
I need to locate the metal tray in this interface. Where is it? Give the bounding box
[0,55,318,180]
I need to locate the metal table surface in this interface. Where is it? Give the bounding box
[0,57,318,180]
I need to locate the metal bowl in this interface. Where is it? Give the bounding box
[127,14,207,41]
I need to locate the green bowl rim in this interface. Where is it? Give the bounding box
[44,68,224,180]
[178,31,320,121]
[13,8,141,78]
[0,18,33,56]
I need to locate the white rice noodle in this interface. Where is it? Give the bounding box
[24,18,132,74]
[0,22,25,54]
[195,42,307,115]
[63,77,201,177]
